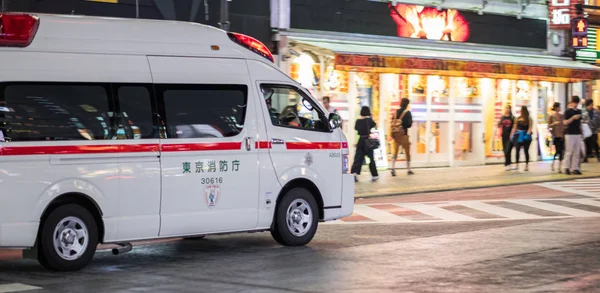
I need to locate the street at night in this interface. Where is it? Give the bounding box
[2,180,600,293]
[2,1,600,292]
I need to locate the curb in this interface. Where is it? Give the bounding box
[354,175,600,200]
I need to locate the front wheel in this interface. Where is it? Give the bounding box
[270,188,318,246]
[37,204,98,271]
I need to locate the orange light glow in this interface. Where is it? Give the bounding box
[583,37,588,47]
[389,4,470,42]
[577,20,586,32]
[573,37,579,46]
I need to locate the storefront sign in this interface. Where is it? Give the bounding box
[334,54,600,82]
[388,4,470,42]
[548,0,580,30]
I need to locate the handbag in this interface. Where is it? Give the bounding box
[363,119,380,150]
[391,110,408,141]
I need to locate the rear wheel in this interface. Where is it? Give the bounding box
[37,204,98,271]
[270,188,318,246]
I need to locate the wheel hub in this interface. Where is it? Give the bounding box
[61,229,76,246]
[291,210,303,224]
[52,216,89,261]
[286,199,313,237]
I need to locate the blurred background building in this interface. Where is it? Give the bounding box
[3,0,599,169]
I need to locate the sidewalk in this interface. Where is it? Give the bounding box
[354,161,600,198]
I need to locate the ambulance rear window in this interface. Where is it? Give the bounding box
[0,83,112,141]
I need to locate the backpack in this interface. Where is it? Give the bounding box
[391,110,408,141]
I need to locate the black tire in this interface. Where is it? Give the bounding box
[37,204,98,271]
[270,188,318,246]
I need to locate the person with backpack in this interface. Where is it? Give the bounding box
[389,98,414,176]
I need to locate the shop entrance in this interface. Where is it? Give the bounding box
[452,122,485,166]
[381,74,486,168]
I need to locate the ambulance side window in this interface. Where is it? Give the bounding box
[260,84,330,132]
[0,83,114,141]
[157,84,248,139]
[115,85,157,139]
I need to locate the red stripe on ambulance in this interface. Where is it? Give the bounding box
[0,144,159,156]
[285,142,342,150]
[160,142,242,152]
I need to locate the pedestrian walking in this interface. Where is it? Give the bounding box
[510,106,533,171]
[548,102,565,173]
[563,96,583,175]
[389,98,414,176]
[582,99,600,162]
[351,106,379,182]
[498,104,515,171]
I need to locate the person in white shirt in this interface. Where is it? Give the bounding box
[323,96,336,114]
[323,96,342,129]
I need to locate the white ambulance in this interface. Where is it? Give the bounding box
[0,13,354,271]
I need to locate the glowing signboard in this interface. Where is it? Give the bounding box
[388,4,470,42]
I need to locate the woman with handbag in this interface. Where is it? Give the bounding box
[389,98,414,176]
[351,106,379,182]
[510,106,533,172]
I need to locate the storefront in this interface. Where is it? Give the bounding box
[277,2,600,169]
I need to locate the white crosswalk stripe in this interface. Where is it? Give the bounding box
[537,179,600,198]
[396,203,476,221]
[458,201,542,220]
[0,283,41,293]
[506,199,600,217]
[326,198,600,224]
[353,205,411,223]
[561,198,600,208]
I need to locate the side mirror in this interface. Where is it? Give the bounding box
[329,113,341,129]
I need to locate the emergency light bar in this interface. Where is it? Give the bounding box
[0,13,40,47]
[228,32,274,63]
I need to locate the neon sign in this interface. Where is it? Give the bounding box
[388,4,470,42]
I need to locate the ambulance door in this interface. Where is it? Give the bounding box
[258,83,343,210]
[148,56,260,236]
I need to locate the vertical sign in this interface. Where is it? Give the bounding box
[549,0,581,30]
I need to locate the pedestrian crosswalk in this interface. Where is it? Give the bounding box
[0,283,41,293]
[327,198,600,224]
[537,178,600,198]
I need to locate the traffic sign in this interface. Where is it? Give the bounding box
[572,17,589,50]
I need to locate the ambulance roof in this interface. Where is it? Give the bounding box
[2,13,262,60]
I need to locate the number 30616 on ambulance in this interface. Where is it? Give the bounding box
[0,13,354,271]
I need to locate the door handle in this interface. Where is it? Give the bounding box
[244,137,252,151]
[271,138,284,145]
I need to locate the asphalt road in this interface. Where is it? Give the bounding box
[1,181,599,293]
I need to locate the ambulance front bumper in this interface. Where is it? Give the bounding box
[323,174,355,221]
